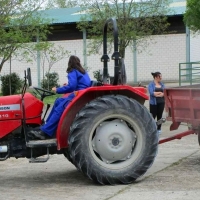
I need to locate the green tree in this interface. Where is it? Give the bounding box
[0,0,51,72]
[20,41,70,88]
[184,0,200,33]
[41,71,60,90]
[39,42,70,75]
[77,0,171,58]
[0,72,23,95]
[38,42,70,89]
[23,41,70,74]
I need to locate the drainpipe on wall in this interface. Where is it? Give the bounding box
[9,56,12,95]
[36,33,41,87]
[133,40,137,83]
[186,26,190,63]
[186,26,191,83]
[83,29,87,69]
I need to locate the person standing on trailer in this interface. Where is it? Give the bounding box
[148,72,165,134]
[28,55,91,140]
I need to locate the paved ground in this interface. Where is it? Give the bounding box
[1,121,199,200]
[1,82,200,200]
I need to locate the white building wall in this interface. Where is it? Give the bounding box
[137,34,186,82]
[190,33,200,62]
[1,33,186,87]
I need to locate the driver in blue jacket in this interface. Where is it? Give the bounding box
[28,55,91,140]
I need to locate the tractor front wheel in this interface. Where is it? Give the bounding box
[68,95,158,185]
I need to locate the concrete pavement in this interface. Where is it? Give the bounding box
[0,120,199,200]
[1,81,200,199]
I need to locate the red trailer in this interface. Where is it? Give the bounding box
[160,84,200,145]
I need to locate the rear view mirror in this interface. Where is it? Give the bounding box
[27,68,32,86]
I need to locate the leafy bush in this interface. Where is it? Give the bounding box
[93,70,103,82]
[0,73,23,96]
[41,72,60,90]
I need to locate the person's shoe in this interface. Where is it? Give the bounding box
[28,130,48,140]
[157,130,162,134]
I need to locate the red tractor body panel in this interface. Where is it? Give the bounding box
[0,95,22,120]
[0,93,43,138]
[56,85,148,150]
[0,120,21,138]
[23,93,43,124]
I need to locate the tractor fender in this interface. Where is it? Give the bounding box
[56,85,148,150]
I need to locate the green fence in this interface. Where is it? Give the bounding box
[179,62,200,86]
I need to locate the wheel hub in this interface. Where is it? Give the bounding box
[92,119,136,164]
[112,137,119,146]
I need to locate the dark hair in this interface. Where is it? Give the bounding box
[67,55,85,74]
[151,71,161,79]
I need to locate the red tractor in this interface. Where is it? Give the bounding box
[0,18,158,185]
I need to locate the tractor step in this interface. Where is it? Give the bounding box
[26,139,57,148]
[29,148,50,163]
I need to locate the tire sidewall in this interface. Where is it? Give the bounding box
[69,95,158,178]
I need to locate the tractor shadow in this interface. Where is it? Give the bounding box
[0,167,97,188]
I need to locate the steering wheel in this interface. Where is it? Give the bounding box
[33,87,55,101]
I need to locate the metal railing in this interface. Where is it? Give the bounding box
[179,62,200,86]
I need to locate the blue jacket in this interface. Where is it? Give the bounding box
[148,81,165,105]
[56,69,91,94]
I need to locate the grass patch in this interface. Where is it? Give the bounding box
[43,94,61,105]
[26,88,61,105]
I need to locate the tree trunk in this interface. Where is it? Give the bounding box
[119,40,126,59]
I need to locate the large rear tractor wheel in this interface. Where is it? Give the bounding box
[68,95,158,185]
[63,148,73,163]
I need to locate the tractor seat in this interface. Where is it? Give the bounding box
[90,80,103,87]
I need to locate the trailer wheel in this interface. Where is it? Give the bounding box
[68,95,158,185]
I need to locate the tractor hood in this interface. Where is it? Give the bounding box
[0,93,44,123]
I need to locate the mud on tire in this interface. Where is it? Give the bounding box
[68,95,158,185]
